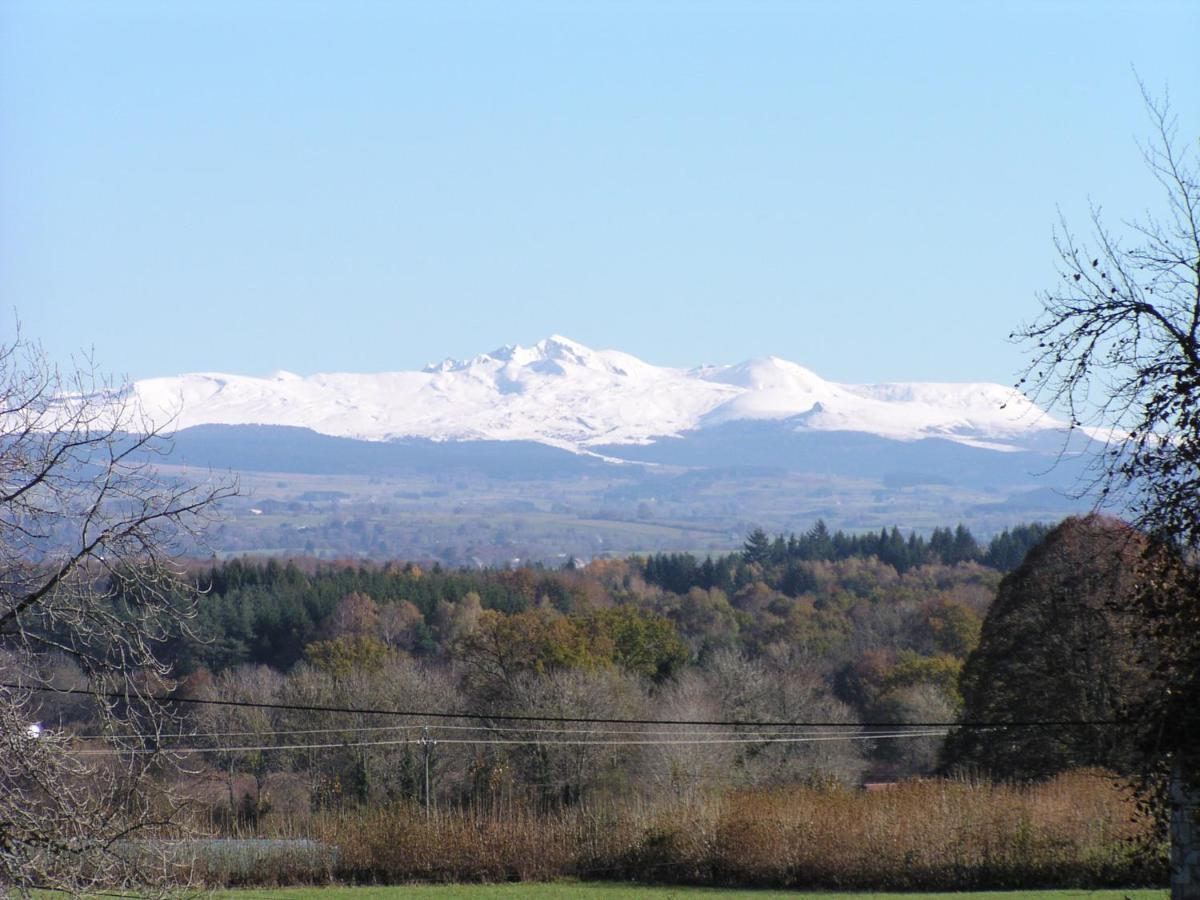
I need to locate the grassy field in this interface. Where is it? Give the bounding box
[221,886,1168,900]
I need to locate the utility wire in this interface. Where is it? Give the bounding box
[69,729,950,755]
[5,683,1128,729]
[71,721,899,741]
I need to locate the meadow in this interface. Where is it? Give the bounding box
[220,887,1168,900]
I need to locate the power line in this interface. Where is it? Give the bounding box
[69,729,951,756]
[4,683,1128,729]
[71,721,909,741]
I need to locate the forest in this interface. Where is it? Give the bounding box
[30,520,1050,808]
[13,512,1189,890]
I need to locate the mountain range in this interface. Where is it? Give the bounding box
[135,334,1071,457]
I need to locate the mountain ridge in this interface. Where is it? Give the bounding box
[132,335,1066,454]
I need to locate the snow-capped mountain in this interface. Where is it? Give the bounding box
[132,335,1063,454]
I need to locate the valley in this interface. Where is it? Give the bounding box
[184,449,1086,565]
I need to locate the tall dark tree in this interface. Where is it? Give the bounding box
[805,519,833,559]
[742,527,771,566]
[951,524,980,565]
[942,516,1154,779]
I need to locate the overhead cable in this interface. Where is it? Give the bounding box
[4,683,1127,729]
[69,728,950,755]
[72,722,906,741]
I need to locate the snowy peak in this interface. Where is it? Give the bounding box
[133,335,1064,453]
[530,334,599,366]
[699,357,848,426]
[704,356,828,391]
[424,334,633,377]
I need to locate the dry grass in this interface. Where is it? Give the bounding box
[284,770,1160,891]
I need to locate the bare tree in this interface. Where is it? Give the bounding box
[196,665,284,831]
[700,650,865,787]
[503,667,648,807]
[642,670,738,800]
[1016,83,1199,548]
[0,330,235,892]
[1014,85,1200,896]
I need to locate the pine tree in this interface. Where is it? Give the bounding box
[742,527,771,566]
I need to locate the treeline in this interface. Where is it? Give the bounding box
[169,519,1047,678]
[179,558,549,672]
[643,520,1050,596]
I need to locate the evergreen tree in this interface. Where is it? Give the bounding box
[929,527,954,564]
[951,524,980,564]
[805,519,834,560]
[983,523,1052,571]
[742,527,771,566]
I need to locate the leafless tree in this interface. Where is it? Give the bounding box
[193,665,285,831]
[502,667,649,807]
[1016,83,1199,549]
[643,669,743,799]
[700,650,865,787]
[0,329,235,892]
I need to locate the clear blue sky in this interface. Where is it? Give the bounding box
[2,0,1197,384]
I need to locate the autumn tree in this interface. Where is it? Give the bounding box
[941,516,1155,779]
[322,591,381,639]
[377,599,426,652]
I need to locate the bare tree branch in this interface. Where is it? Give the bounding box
[0,328,236,892]
[1014,88,1200,551]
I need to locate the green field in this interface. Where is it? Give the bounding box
[220,885,1168,900]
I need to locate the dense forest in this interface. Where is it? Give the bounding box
[172,519,1048,675]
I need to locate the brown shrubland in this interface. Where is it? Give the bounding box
[192,769,1160,889]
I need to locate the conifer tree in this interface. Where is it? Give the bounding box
[742,527,771,566]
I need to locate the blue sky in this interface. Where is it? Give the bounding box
[2,0,1197,384]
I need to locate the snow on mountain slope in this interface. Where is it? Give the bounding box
[132,335,1066,453]
[135,336,737,450]
[698,357,856,424]
[839,381,1058,449]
